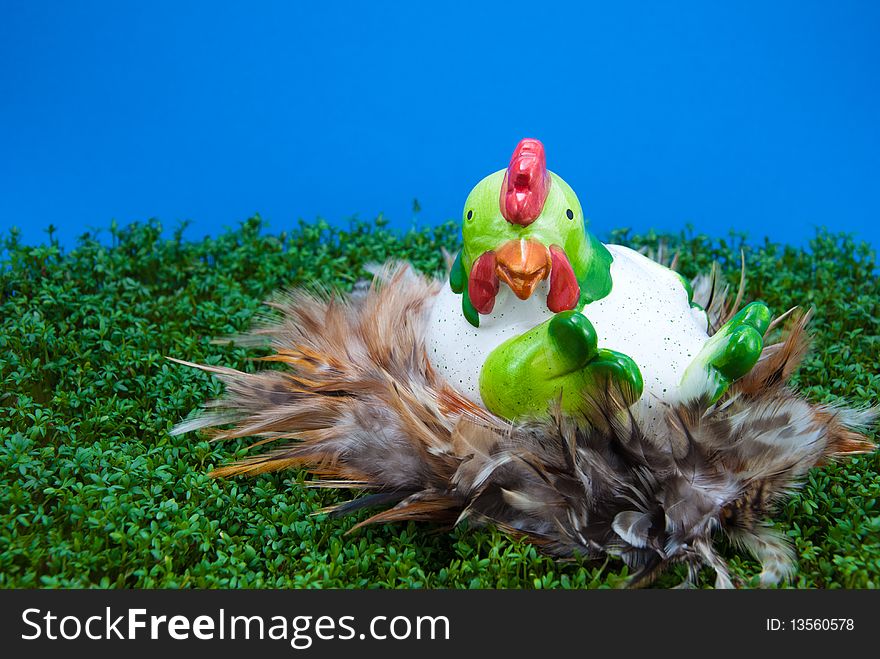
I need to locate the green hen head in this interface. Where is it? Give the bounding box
[450,138,612,326]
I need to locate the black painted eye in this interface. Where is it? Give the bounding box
[466,210,473,220]
[566,209,574,220]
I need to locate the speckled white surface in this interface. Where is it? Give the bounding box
[426,244,710,422]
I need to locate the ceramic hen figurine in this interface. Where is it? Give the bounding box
[427,138,770,422]
[172,138,874,588]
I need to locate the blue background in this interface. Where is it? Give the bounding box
[2,0,878,248]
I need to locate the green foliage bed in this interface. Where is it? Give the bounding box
[1,216,878,588]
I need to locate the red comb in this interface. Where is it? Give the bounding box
[499,138,551,226]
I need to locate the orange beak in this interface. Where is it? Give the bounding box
[493,239,551,300]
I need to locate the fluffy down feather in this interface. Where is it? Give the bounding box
[171,263,875,588]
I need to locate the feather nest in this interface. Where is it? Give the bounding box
[171,262,875,587]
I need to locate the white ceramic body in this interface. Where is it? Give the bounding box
[426,244,710,423]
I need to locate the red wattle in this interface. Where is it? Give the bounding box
[547,245,580,312]
[468,251,500,314]
[499,138,551,227]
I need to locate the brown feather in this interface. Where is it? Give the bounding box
[717,249,747,326]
